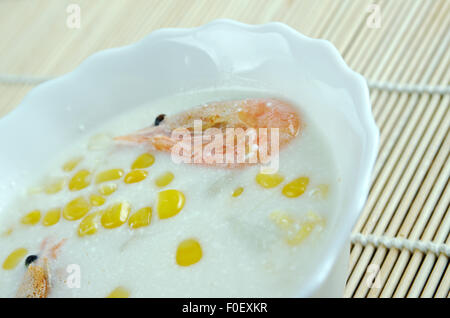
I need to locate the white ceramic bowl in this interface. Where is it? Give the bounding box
[0,19,378,297]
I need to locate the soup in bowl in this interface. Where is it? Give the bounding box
[0,20,378,298]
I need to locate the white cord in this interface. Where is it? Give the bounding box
[366,79,450,95]
[351,233,450,257]
[0,74,449,95]
[0,74,53,85]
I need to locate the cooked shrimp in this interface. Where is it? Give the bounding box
[16,238,66,298]
[115,98,301,167]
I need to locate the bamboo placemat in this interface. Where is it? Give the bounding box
[0,0,448,298]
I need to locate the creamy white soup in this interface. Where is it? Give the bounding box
[0,89,339,297]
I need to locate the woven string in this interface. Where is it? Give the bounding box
[0,74,52,85]
[351,233,450,257]
[366,80,450,95]
[0,74,450,95]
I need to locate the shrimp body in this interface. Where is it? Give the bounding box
[16,261,49,298]
[16,239,65,298]
[115,98,301,167]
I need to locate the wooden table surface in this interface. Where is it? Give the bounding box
[0,0,449,297]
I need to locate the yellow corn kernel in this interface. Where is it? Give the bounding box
[44,178,66,194]
[287,213,325,246]
[269,211,295,230]
[90,194,106,207]
[42,208,61,226]
[124,170,148,184]
[107,286,130,298]
[101,202,131,229]
[232,187,244,197]
[176,239,202,266]
[78,212,101,237]
[88,134,112,150]
[63,157,83,172]
[282,177,309,198]
[99,183,117,196]
[69,170,91,191]
[95,169,124,184]
[132,153,155,169]
[270,211,325,246]
[311,184,329,200]
[2,248,28,270]
[286,221,318,246]
[21,210,41,225]
[255,172,284,188]
[157,190,185,219]
[155,172,174,188]
[128,207,152,229]
[63,197,90,221]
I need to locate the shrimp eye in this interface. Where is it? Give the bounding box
[154,114,166,126]
[25,255,38,267]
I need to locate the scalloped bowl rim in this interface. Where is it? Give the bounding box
[0,19,379,297]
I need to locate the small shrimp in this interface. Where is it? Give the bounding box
[16,238,66,298]
[115,98,301,167]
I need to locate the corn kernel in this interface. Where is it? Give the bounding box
[269,211,295,230]
[232,187,244,197]
[101,202,131,229]
[282,177,309,198]
[69,170,91,191]
[21,210,41,225]
[311,184,329,200]
[42,208,61,226]
[107,286,130,298]
[63,197,90,221]
[155,172,174,188]
[132,153,155,169]
[286,221,318,246]
[99,183,117,196]
[124,170,148,184]
[157,190,185,219]
[88,134,113,150]
[176,239,202,266]
[128,207,152,229]
[63,157,83,172]
[2,248,28,270]
[95,169,124,184]
[270,211,325,246]
[78,212,101,237]
[44,178,66,194]
[255,172,284,188]
[90,194,106,207]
